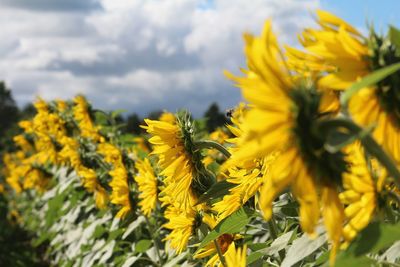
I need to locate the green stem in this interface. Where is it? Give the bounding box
[213,239,227,267]
[268,217,285,261]
[200,224,226,267]
[144,216,164,265]
[318,119,400,188]
[194,140,231,158]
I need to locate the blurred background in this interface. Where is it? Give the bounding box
[0,0,399,265]
[0,0,398,119]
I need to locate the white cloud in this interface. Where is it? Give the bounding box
[0,0,320,116]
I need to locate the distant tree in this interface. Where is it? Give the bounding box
[20,103,36,119]
[114,114,125,125]
[0,82,19,138]
[126,113,143,135]
[204,102,228,132]
[147,110,163,120]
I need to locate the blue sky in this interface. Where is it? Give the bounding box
[0,0,398,117]
[321,0,399,31]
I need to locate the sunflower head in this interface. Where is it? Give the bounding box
[290,86,347,186]
[176,111,216,195]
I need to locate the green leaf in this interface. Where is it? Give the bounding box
[348,222,400,255]
[329,255,374,267]
[107,229,124,243]
[247,251,264,265]
[93,225,106,239]
[334,222,400,267]
[281,232,326,267]
[314,250,329,266]
[389,25,400,48]
[32,232,51,247]
[340,62,400,107]
[247,242,270,251]
[119,134,136,146]
[260,230,296,255]
[196,180,236,204]
[196,207,256,251]
[135,239,152,253]
[45,191,66,227]
[94,111,109,125]
[111,109,127,119]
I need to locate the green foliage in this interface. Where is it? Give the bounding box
[197,207,256,250]
[203,102,229,132]
[334,222,400,266]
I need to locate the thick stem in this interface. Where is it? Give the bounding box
[194,140,231,158]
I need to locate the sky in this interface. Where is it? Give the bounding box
[0,0,399,117]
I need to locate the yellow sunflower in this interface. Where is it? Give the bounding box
[194,214,240,267]
[339,144,382,248]
[98,142,131,218]
[290,10,400,165]
[134,158,158,217]
[225,243,247,267]
[287,10,369,90]
[73,95,103,142]
[162,193,201,254]
[142,117,195,209]
[77,166,109,210]
[225,20,346,257]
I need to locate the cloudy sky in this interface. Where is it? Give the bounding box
[1,0,399,116]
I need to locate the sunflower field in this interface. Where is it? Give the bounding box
[1,10,400,267]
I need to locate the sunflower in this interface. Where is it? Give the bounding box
[162,193,201,254]
[98,142,131,218]
[73,95,103,142]
[142,116,196,209]
[58,136,81,169]
[287,10,369,90]
[339,144,382,248]
[225,20,346,258]
[143,113,213,253]
[213,104,278,221]
[13,135,33,153]
[349,88,400,165]
[225,243,247,267]
[194,214,240,267]
[134,158,158,217]
[289,10,400,165]
[109,165,131,218]
[77,166,109,210]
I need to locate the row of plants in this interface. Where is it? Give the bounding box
[1,10,400,266]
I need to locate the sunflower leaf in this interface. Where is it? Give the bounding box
[333,222,400,267]
[195,180,236,204]
[389,25,400,52]
[196,207,256,251]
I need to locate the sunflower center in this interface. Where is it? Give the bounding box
[217,234,234,254]
[369,32,400,125]
[290,88,347,186]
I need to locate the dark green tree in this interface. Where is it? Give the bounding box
[147,110,163,120]
[126,113,143,135]
[0,82,19,138]
[204,102,228,132]
[20,103,36,119]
